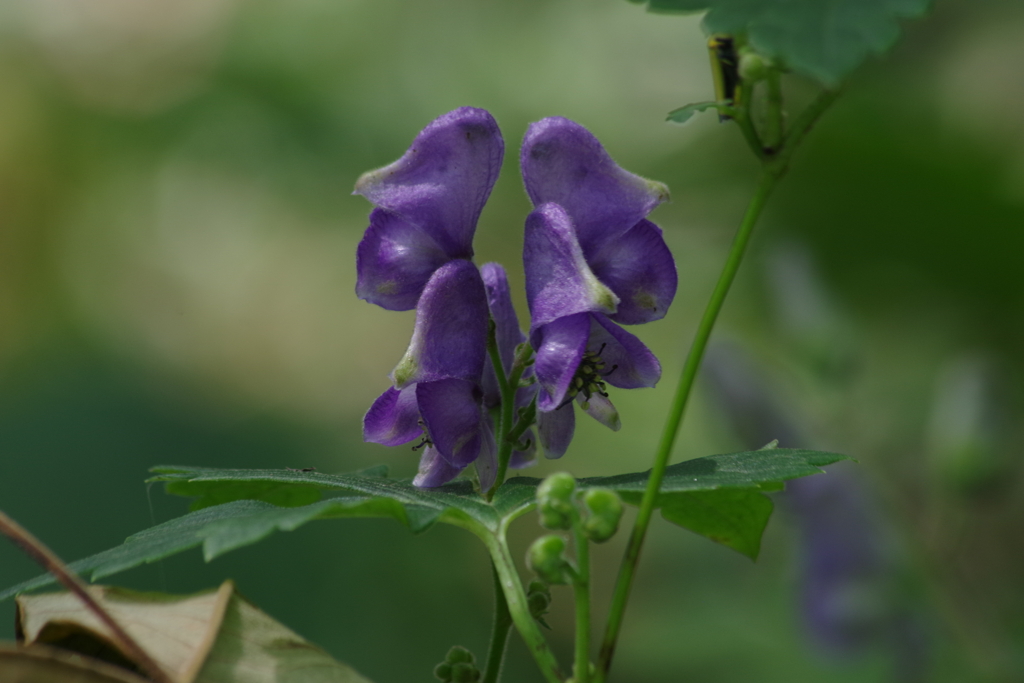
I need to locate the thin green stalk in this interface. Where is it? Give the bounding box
[596,88,840,681]
[483,531,564,683]
[482,562,513,683]
[764,70,783,152]
[485,326,515,501]
[572,513,591,683]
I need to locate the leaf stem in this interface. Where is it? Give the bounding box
[595,87,840,681]
[482,561,514,683]
[764,69,784,152]
[483,530,564,683]
[0,509,175,683]
[571,509,592,683]
[487,340,533,500]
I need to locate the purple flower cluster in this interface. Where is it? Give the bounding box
[356,107,677,487]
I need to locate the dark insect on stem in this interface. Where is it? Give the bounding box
[708,34,741,122]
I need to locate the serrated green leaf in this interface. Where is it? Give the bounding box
[1,449,846,599]
[633,0,931,86]
[666,101,734,124]
[583,447,847,497]
[659,488,773,560]
[150,465,503,530]
[0,495,440,601]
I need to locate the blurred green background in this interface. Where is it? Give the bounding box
[1,0,1022,681]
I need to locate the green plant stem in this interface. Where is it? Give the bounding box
[483,531,564,683]
[595,87,839,681]
[764,70,783,152]
[482,561,513,683]
[485,328,514,501]
[735,107,766,160]
[571,514,591,683]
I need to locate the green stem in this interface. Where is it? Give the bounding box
[734,107,766,161]
[572,512,591,683]
[764,70,783,152]
[506,398,538,449]
[485,326,515,501]
[595,88,840,681]
[482,561,513,683]
[483,530,564,683]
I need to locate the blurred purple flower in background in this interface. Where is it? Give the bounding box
[353,107,503,311]
[520,118,675,456]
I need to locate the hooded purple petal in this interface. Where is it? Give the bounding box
[363,385,422,446]
[578,392,621,431]
[521,117,669,255]
[481,262,526,407]
[413,446,465,488]
[537,405,575,459]
[391,260,489,388]
[417,378,484,467]
[355,107,503,258]
[588,219,677,325]
[356,209,451,311]
[524,203,619,331]
[588,314,661,389]
[532,312,590,411]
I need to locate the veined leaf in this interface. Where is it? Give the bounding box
[666,101,736,124]
[633,0,932,86]
[0,449,846,598]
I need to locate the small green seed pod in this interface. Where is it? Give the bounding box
[527,535,570,584]
[536,472,577,530]
[738,49,768,82]
[445,646,475,665]
[450,662,481,683]
[582,488,624,543]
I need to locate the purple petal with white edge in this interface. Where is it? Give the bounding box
[363,385,422,446]
[356,208,451,311]
[524,204,619,331]
[510,427,537,469]
[413,446,464,488]
[577,393,621,431]
[588,314,661,389]
[417,378,484,467]
[537,405,575,459]
[481,262,526,407]
[588,219,677,325]
[391,260,489,387]
[532,312,590,412]
[476,424,497,491]
[354,107,503,258]
[521,117,669,255]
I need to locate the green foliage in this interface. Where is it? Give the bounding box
[631,0,931,86]
[0,449,846,599]
[660,489,773,560]
[666,101,734,124]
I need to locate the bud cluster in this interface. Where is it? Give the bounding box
[526,473,626,585]
[434,646,481,683]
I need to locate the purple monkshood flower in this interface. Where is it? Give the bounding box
[520,118,676,455]
[363,260,496,488]
[353,107,503,311]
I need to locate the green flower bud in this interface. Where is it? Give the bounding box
[527,535,570,584]
[536,472,577,530]
[434,663,453,681]
[582,488,623,543]
[445,646,475,665]
[738,49,769,82]
[450,662,481,683]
